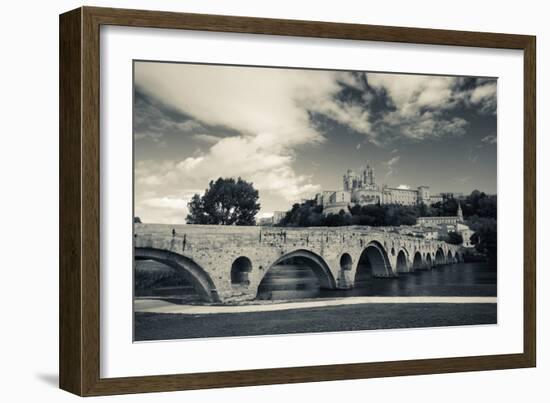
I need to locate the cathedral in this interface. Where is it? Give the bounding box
[316,163,443,215]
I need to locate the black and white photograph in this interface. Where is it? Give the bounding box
[1,0,545,399]
[132,61,498,341]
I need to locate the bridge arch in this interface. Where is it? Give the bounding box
[231,256,252,287]
[260,249,337,292]
[396,249,409,273]
[354,241,393,286]
[340,253,353,271]
[135,247,220,302]
[412,251,423,270]
[435,248,446,265]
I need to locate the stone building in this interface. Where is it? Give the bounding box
[381,186,430,205]
[257,211,292,226]
[417,203,464,227]
[417,203,474,248]
[315,163,444,211]
[312,164,474,248]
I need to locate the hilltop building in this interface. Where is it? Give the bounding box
[257,211,288,226]
[313,163,474,247]
[316,164,444,215]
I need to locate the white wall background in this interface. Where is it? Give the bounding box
[0,0,546,401]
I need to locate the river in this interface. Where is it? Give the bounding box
[136,260,496,303]
[257,261,496,300]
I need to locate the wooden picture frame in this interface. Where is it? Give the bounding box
[59,6,536,396]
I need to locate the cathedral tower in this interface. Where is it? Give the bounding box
[361,163,376,187]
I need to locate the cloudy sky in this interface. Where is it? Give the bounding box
[134,61,497,224]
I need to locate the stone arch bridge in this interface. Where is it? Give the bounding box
[135,224,463,303]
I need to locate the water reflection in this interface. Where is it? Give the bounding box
[136,259,497,304]
[257,262,496,300]
[257,263,321,300]
[134,260,203,303]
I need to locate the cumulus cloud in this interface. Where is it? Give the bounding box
[136,133,321,206]
[135,191,201,224]
[133,63,497,222]
[142,196,190,210]
[134,90,205,145]
[135,63,370,148]
[366,73,472,142]
[365,74,499,142]
[133,63,372,215]
[368,74,457,116]
[469,82,497,114]
[192,133,223,144]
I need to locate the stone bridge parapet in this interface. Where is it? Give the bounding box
[135,224,463,302]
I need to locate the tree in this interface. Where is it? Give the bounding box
[418,202,430,217]
[278,199,326,227]
[384,205,418,226]
[468,216,497,264]
[446,231,463,245]
[352,204,386,226]
[133,216,142,224]
[186,194,209,224]
[186,177,260,225]
[324,210,352,226]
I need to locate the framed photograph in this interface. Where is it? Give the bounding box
[59,6,536,396]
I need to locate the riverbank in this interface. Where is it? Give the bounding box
[134,295,497,314]
[134,302,497,341]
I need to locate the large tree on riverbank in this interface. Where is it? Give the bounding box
[186,177,260,225]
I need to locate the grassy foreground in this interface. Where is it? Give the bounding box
[134,302,496,341]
